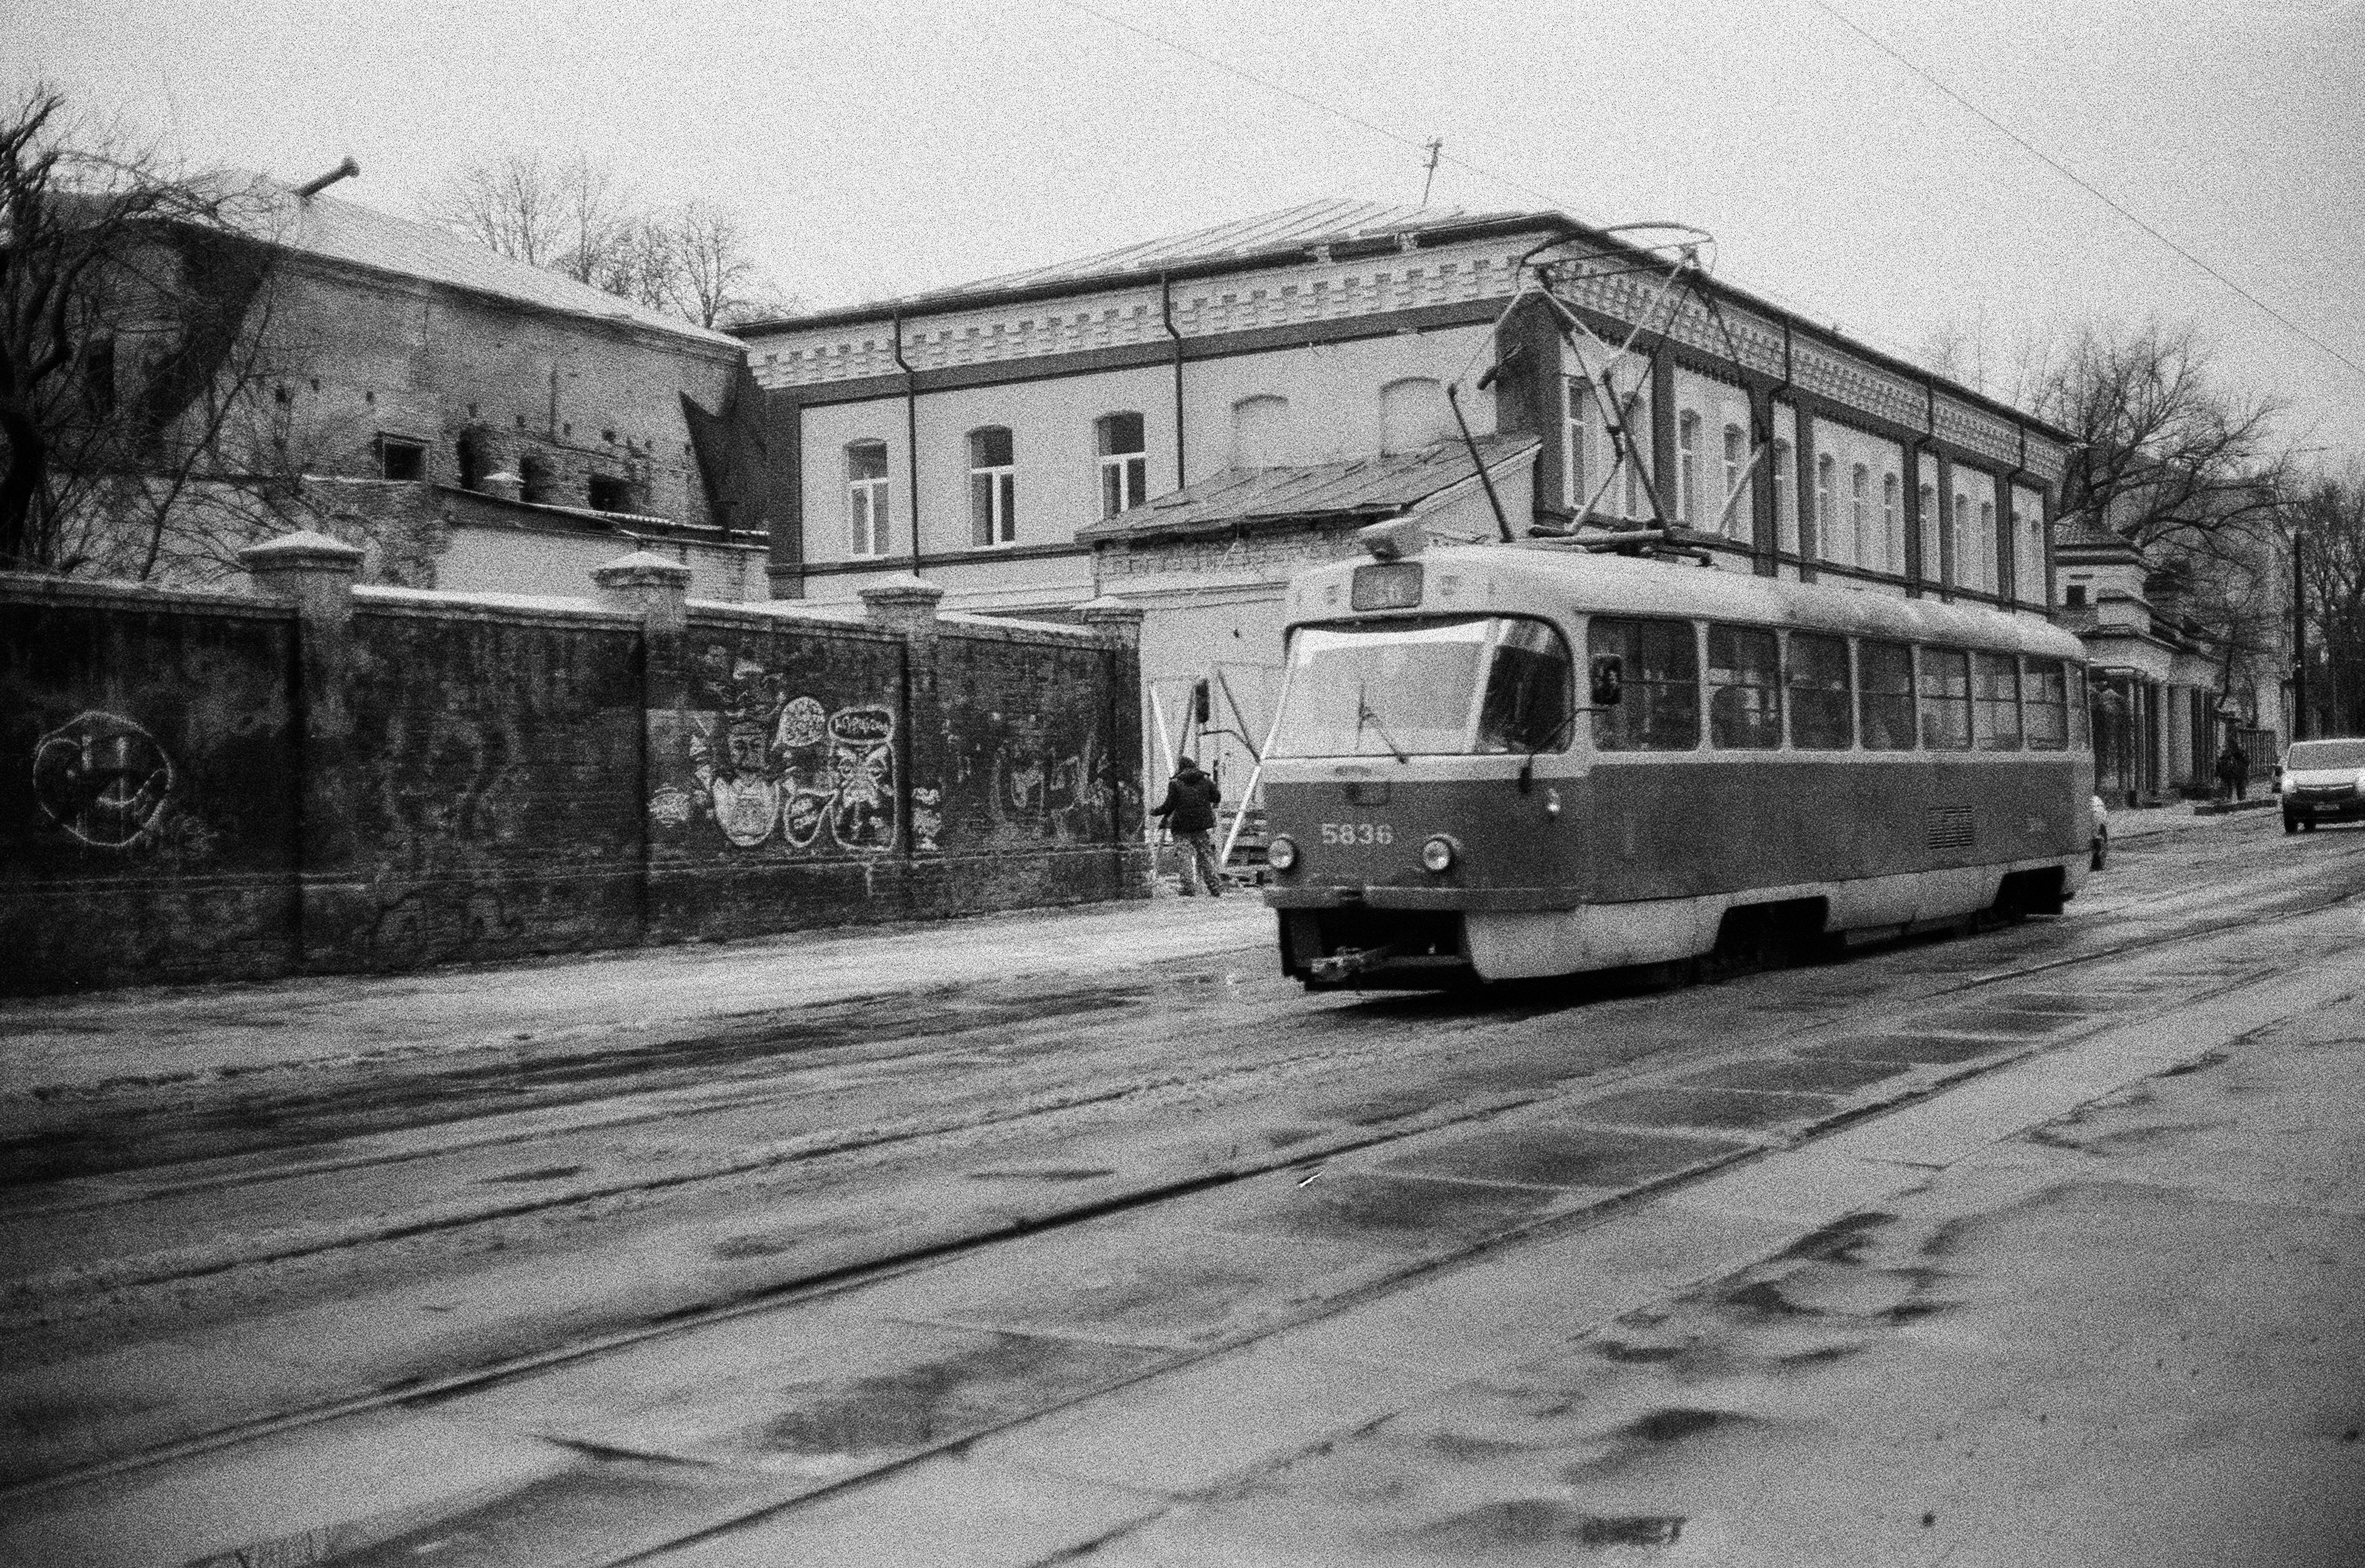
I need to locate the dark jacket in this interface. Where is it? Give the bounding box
[1152,766,1220,834]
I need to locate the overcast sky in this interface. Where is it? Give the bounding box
[15,0,2364,459]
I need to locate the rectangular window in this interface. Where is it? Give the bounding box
[1918,646,1974,750]
[1972,651,2021,750]
[377,436,426,482]
[1097,412,1146,519]
[2024,658,2070,750]
[1859,639,1916,751]
[848,441,890,557]
[1707,624,1781,749]
[970,426,1016,546]
[1589,616,1699,752]
[1788,631,1853,749]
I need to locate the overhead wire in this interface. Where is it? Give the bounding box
[1802,0,2365,385]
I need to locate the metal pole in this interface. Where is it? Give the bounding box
[2292,530,2308,741]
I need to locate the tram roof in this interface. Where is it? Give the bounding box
[1287,542,2087,661]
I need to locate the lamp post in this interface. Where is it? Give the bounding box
[2291,527,2308,741]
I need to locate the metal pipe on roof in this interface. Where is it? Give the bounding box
[295,157,359,199]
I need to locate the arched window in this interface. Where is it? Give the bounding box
[1979,500,1997,593]
[1953,491,1971,588]
[847,440,890,557]
[1096,412,1146,519]
[1773,440,1795,553]
[1721,424,1747,539]
[1816,453,1836,560]
[1882,474,1900,573]
[969,426,1016,546]
[1920,483,1938,579]
[1232,395,1290,468]
[1676,410,1700,526]
[1379,377,1450,453]
[1851,463,1871,568]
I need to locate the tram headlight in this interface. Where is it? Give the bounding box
[1420,835,1457,873]
[1267,834,1298,873]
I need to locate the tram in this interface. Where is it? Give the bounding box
[1260,524,2095,987]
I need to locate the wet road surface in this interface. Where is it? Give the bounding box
[2,810,2361,1564]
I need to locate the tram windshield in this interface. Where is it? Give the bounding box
[1271,616,1573,759]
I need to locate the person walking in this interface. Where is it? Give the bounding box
[2216,741,2249,802]
[1152,755,1224,897]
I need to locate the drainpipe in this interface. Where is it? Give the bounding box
[1161,272,1186,487]
[892,311,922,568]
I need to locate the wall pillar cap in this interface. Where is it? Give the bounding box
[857,573,945,609]
[1076,595,1145,626]
[591,550,694,590]
[239,530,365,575]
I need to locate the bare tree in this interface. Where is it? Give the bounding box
[1,85,310,573]
[2034,319,2289,565]
[2293,465,2365,737]
[420,148,796,329]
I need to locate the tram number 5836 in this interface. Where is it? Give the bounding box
[1318,822,1394,845]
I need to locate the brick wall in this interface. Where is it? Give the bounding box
[0,543,1148,994]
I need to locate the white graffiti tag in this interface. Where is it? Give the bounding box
[33,711,177,848]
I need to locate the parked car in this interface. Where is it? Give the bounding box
[2278,738,2365,833]
[2091,795,2109,870]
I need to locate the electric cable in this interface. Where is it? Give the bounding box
[1803,0,2365,385]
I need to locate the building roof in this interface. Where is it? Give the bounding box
[2052,508,2144,559]
[1078,434,1539,545]
[743,199,1541,333]
[222,174,741,351]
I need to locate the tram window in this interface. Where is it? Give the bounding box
[1973,652,2023,750]
[1788,631,1853,749]
[1918,647,1974,750]
[1589,617,1699,751]
[2025,658,2071,750]
[1708,624,1781,749]
[1859,639,1916,751]
[1476,618,1575,754]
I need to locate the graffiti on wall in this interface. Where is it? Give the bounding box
[649,652,897,853]
[32,711,178,849]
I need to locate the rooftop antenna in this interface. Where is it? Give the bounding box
[1418,138,1443,206]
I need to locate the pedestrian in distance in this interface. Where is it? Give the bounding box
[1152,754,1224,898]
[2217,741,2249,802]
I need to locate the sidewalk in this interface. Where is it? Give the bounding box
[0,895,1272,1102]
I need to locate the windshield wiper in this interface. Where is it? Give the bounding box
[1356,683,1412,764]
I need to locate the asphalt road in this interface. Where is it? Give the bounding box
[2,809,2360,1566]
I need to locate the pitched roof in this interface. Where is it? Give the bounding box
[1078,434,1539,544]
[222,175,741,350]
[746,199,1544,331]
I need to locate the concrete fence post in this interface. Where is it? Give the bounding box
[593,552,693,941]
[239,529,368,968]
[860,576,945,872]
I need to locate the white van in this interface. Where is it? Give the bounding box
[2278,737,2365,833]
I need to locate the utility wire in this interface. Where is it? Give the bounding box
[1804,0,2365,384]
[1046,0,1591,221]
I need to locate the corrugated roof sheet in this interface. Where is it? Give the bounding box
[1078,434,1538,543]
[853,199,1540,313]
[221,175,741,349]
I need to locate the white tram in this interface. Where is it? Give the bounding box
[1260,529,2095,987]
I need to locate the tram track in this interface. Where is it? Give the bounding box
[7,836,2358,1514]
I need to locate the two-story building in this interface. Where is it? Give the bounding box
[738,199,2075,787]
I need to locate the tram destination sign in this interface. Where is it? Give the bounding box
[1351,562,1424,611]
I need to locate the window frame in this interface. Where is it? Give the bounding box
[846,439,890,558]
[2024,657,2071,751]
[1851,462,1871,567]
[968,425,1017,547]
[377,434,427,482]
[1094,412,1147,520]
[1972,650,2023,751]
[1706,622,1782,750]
[1587,614,1700,753]
[1787,630,1855,750]
[1882,473,1900,573]
[1816,453,1836,561]
[1677,410,1700,527]
[1918,645,1975,751]
[1858,638,1917,751]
